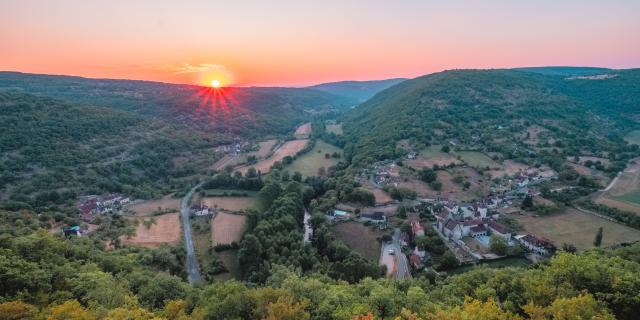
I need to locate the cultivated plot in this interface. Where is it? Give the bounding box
[285,140,342,177]
[212,212,247,245]
[121,213,182,248]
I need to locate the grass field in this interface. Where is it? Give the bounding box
[121,213,181,248]
[294,122,312,138]
[214,250,241,280]
[624,130,640,145]
[237,139,309,174]
[212,212,247,245]
[455,151,500,168]
[332,221,386,261]
[597,157,640,214]
[513,208,640,250]
[126,196,180,216]
[406,145,462,169]
[326,124,343,135]
[201,196,256,212]
[285,140,342,177]
[190,216,214,271]
[201,189,258,197]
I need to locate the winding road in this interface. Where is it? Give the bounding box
[181,182,204,284]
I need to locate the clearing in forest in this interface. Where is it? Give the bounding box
[237,139,309,174]
[121,213,181,248]
[326,124,343,135]
[285,140,342,176]
[212,212,247,245]
[406,145,462,169]
[454,151,500,169]
[294,122,312,138]
[513,208,640,250]
[624,130,640,145]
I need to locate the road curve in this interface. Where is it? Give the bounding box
[181,182,204,284]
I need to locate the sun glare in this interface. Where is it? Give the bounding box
[211,79,221,88]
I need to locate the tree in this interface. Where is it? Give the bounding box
[420,169,437,183]
[594,227,603,247]
[264,296,310,320]
[430,181,442,191]
[46,300,95,320]
[441,145,450,153]
[489,235,508,255]
[437,251,459,270]
[521,195,534,209]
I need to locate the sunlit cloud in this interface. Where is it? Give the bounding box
[174,63,227,74]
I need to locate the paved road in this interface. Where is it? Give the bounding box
[181,182,204,284]
[604,172,621,192]
[392,228,412,279]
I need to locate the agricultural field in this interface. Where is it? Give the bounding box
[212,212,247,245]
[597,157,640,214]
[399,169,488,202]
[201,196,256,212]
[624,130,640,145]
[366,187,393,205]
[567,162,611,188]
[325,123,343,135]
[332,221,386,261]
[513,208,640,250]
[523,125,548,145]
[121,213,182,248]
[285,140,342,177]
[454,151,500,169]
[237,139,309,174]
[201,189,258,197]
[125,196,180,217]
[209,139,278,171]
[406,145,462,169]
[294,122,312,138]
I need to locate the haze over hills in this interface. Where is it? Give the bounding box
[307,78,407,104]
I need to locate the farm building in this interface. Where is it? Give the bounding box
[359,212,387,225]
[517,234,556,256]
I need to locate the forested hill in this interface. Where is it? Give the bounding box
[308,78,407,103]
[0,72,353,137]
[343,68,640,166]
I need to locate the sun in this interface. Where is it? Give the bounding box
[211,79,221,88]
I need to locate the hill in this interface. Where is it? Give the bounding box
[0,72,352,138]
[514,66,612,76]
[343,69,640,170]
[0,91,222,213]
[308,78,407,104]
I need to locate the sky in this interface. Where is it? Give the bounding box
[1,0,639,87]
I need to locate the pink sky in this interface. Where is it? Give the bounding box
[1,0,639,87]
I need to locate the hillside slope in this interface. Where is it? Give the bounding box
[343,69,640,167]
[0,72,352,137]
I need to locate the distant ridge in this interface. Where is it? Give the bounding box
[308,78,407,103]
[513,66,612,76]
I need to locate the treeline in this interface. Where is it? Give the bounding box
[2,224,640,319]
[237,172,383,284]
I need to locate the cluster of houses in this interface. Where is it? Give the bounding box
[214,139,250,156]
[355,160,401,187]
[434,202,511,242]
[191,202,214,217]
[490,169,557,196]
[78,194,130,222]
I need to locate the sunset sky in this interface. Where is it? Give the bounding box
[1,0,639,87]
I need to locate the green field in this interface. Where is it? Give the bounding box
[448,257,532,275]
[201,189,258,197]
[455,151,500,168]
[285,140,343,177]
[624,130,640,145]
[421,145,452,158]
[613,188,640,206]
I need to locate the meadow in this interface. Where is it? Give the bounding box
[325,123,343,134]
[121,213,182,248]
[285,140,342,177]
[513,208,640,249]
[332,221,386,261]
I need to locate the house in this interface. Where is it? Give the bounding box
[469,225,488,237]
[410,254,424,269]
[487,219,511,240]
[359,212,387,225]
[62,226,81,238]
[326,209,351,222]
[411,220,425,237]
[518,234,556,256]
[443,220,463,240]
[191,203,211,216]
